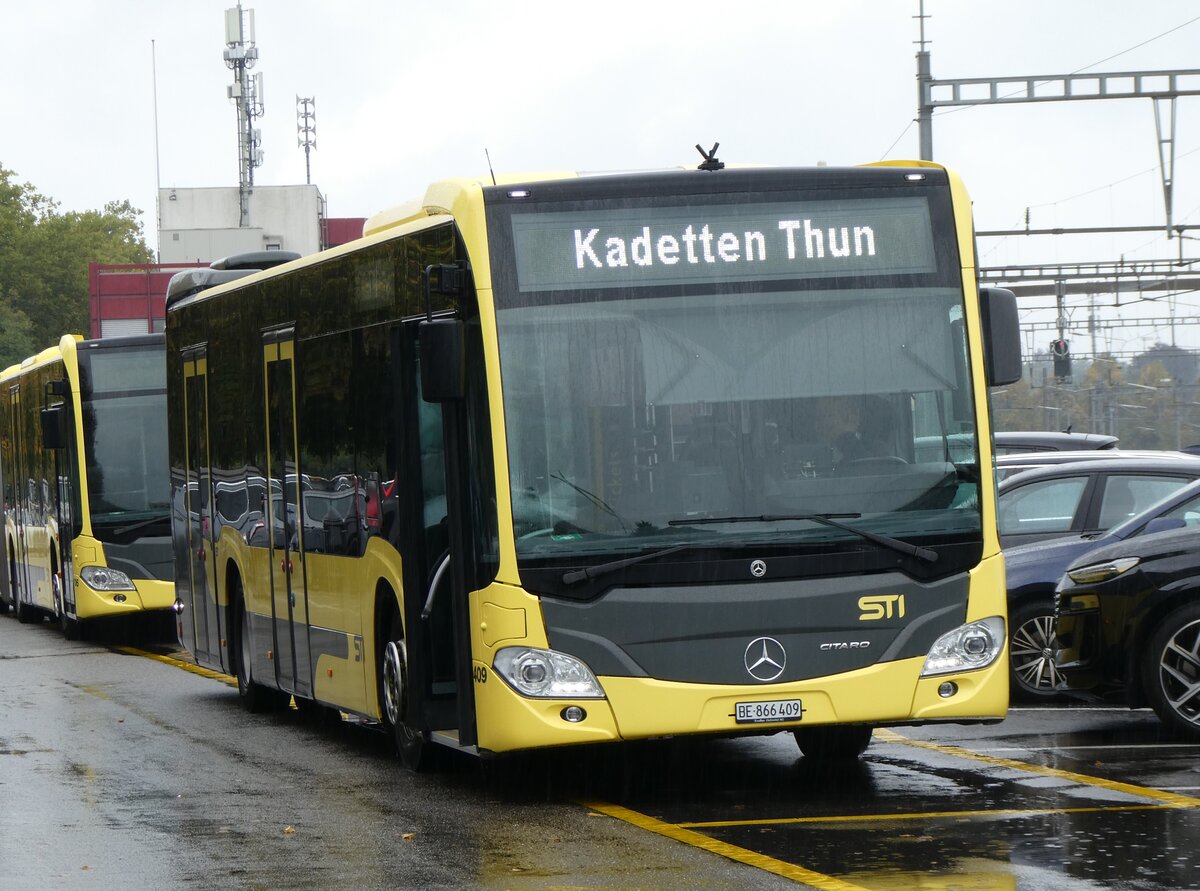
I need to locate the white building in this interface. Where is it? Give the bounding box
[158,184,324,262]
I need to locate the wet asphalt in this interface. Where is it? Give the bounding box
[2,612,1198,890]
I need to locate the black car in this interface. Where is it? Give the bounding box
[1004,478,1200,700]
[1055,520,1200,738]
[996,454,1200,549]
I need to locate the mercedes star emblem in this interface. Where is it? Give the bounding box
[744,636,786,682]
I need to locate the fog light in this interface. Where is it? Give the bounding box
[561,706,587,723]
[938,681,958,698]
[113,594,127,603]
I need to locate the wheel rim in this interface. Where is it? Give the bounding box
[1011,613,1062,692]
[1157,617,1200,728]
[382,640,407,726]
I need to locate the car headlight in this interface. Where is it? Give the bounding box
[80,565,136,592]
[493,647,606,699]
[1066,556,1140,585]
[920,616,1005,677]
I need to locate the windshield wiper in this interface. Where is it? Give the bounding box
[668,513,938,563]
[561,540,741,586]
[551,471,630,532]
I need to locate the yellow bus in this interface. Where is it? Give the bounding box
[1,333,175,638]
[165,161,1022,767]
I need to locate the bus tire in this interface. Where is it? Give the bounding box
[234,593,287,713]
[52,565,82,640]
[381,612,428,770]
[793,725,874,759]
[61,612,83,641]
[14,589,36,624]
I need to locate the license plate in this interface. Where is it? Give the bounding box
[734,698,804,724]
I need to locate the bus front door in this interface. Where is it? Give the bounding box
[263,334,312,698]
[181,353,220,664]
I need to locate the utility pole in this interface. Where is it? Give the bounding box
[914,7,1200,236]
[915,0,933,160]
[224,3,264,228]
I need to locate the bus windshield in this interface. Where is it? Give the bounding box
[77,344,171,527]
[488,175,980,570]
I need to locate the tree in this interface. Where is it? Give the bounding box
[0,165,151,368]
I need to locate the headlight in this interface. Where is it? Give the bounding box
[493,647,606,699]
[920,616,1005,677]
[79,565,136,592]
[1066,556,1140,585]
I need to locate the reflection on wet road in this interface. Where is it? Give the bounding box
[4,615,1200,890]
[566,719,1200,890]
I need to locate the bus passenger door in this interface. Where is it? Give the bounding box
[263,334,312,698]
[181,353,220,664]
[396,318,476,749]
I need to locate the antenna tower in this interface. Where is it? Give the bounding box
[297,96,316,185]
[223,3,264,227]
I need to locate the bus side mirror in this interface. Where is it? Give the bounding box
[980,287,1022,387]
[41,405,68,450]
[419,318,466,402]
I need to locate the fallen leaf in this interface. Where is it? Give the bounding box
[402,832,416,841]
[283,826,296,835]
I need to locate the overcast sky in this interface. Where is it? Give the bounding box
[3,1,1199,359]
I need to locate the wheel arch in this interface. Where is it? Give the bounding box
[372,577,401,719]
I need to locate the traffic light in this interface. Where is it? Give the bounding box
[1050,339,1071,379]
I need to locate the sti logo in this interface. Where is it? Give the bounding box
[859,594,906,621]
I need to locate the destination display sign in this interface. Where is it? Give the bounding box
[509,196,937,292]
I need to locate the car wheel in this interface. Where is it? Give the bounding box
[793,725,873,759]
[1009,601,1064,701]
[1143,603,1200,740]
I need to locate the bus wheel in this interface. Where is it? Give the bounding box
[53,571,82,640]
[793,725,874,759]
[382,614,428,770]
[60,612,83,641]
[235,596,287,713]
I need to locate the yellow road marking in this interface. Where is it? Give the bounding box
[114,646,237,687]
[874,728,1200,808]
[679,802,1182,829]
[581,800,873,891]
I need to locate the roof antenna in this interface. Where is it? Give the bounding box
[485,148,497,185]
[695,142,724,171]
